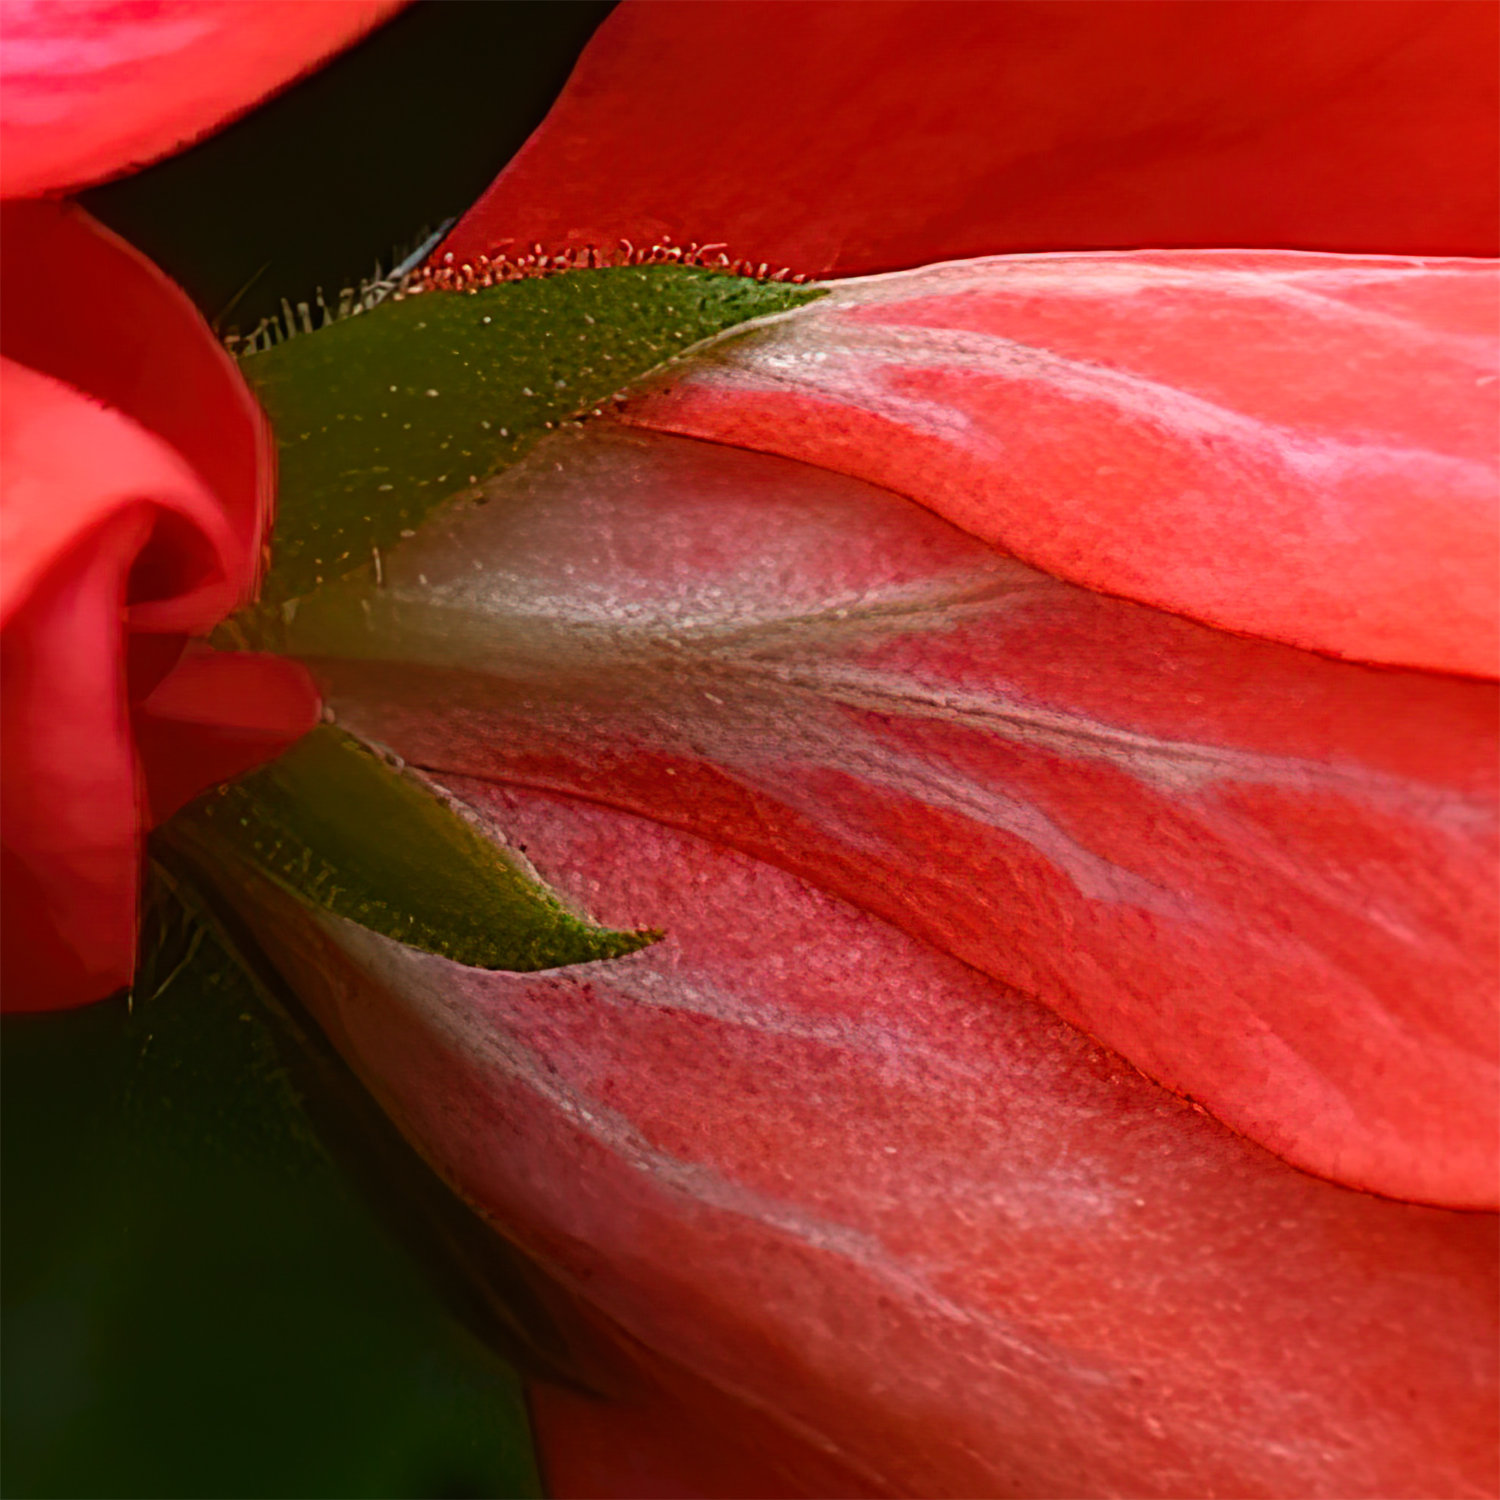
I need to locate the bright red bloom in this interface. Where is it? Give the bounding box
[442,0,1499,272]
[253,424,1499,1499]
[8,0,1489,1491]
[0,1,403,1011]
[359,4,1498,1493]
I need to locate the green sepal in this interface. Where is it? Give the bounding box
[164,725,655,970]
[242,267,822,607]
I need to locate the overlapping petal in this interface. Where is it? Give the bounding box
[624,251,1500,677]
[0,200,273,623]
[0,0,405,198]
[441,0,1499,276]
[221,771,1498,1500]
[283,424,1498,1209]
[0,204,318,1011]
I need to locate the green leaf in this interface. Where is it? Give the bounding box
[165,725,654,970]
[242,266,822,606]
[1,874,551,1500]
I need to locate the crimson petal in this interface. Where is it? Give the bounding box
[441,0,1499,276]
[0,202,318,1012]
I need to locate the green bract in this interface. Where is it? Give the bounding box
[168,266,820,968]
[243,267,821,607]
[168,727,653,971]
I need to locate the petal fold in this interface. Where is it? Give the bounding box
[219,775,1498,1499]
[283,425,1499,1209]
[1,199,272,618]
[134,647,324,826]
[2,498,149,1012]
[625,251,1500,677]
[0,204,319,1011]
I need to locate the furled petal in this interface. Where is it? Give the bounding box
[284,425,1498,1209]
[0,200,273,620]
[133,646,324,826]
[2,481,151,1013]
[0,0,405,197]
[0,201,319,1011]
[216,777,1498,1500]
[441,0,1499,275]
[624,251,1500,677]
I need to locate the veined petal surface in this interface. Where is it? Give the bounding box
[624,251,1500,676]
[285,425,1499,1208]
[223,774,1498,1500]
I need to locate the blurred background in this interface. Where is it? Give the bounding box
[85,0,613,332]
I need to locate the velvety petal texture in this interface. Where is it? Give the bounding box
[624,251,1500,677]
[218,773,1498,1500]
[441,0,1499,276]
[0,204,318,1011]
[0,0,405,197]
[0,200,272,618]
[283,425,1498,1210]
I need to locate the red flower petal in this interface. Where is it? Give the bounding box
[441,0,1499,276]
[0,0,406,197]
[231,779,1498,1499]
[1,199,272,619]
[624,251,1500,677]
[292,423,1500,1206]
[288,425,1498,1208]
[2,489,151,1013]
[0,205,319,1013]
[134,646,324,826]
[529,1383,809,1500]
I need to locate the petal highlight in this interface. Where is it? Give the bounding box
[283,425,1499,1208]
[0,0,406,197]
[624,251,1500,676]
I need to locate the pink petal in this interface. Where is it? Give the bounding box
[441,0,1499,276]
[228,778,1499,1499]
[623,251,1500,677]
[0,0,406,197]
[287,425,1498,1207]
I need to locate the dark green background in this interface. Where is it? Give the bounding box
[5,5,614,1495]
[2,942,544,1500]
[83,1,614,332]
